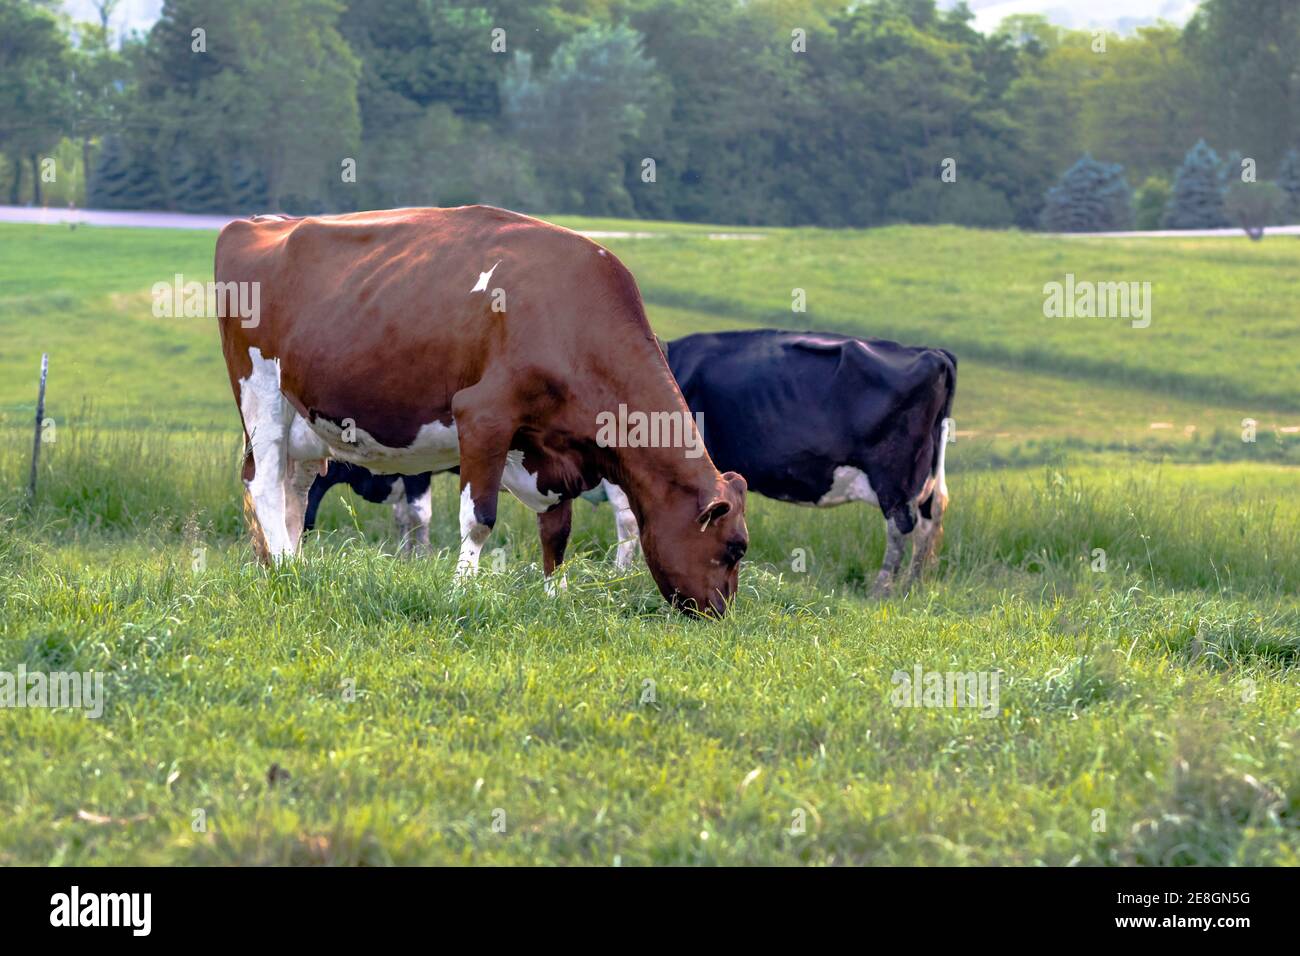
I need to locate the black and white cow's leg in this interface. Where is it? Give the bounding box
[903,419,951,593]
[538,499,572,595]
[903,488,947,592]
[284,458,324,551]
[391,482,415,554]
[393,482,432,556]
[871,516,908,597]
[603,480,642,569]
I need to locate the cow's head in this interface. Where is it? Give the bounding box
[639,471,748,616]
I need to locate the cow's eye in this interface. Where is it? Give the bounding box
[724,538,747,566]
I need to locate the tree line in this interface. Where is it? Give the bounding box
[2,0,1297,230]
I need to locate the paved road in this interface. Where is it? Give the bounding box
[0,204,236,230]
[0,205,766,240]
[5,205,1295,239]
[1049,224,1300,238]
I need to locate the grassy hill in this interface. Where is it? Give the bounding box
[0,219,1296,865]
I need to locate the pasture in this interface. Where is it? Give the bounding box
[0,220,1296,865]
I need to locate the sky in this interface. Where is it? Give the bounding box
[61,0,1202,38]
[942,0,1201,33]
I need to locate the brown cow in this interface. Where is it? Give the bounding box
[215,206,748,614]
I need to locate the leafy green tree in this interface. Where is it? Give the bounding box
[189,0,360,210]
[1134,176,1170,230]
[504,23,661,215]
[1224,180,1286,239]
[1040,154,1134,232]
[0,0,73,204]
[1184,0,1300,172]
[624,0,797,224]
[1164,139,1228,229]
[1075,25,1203,185]
[69,15,132,204]
[886,179,1015,227]
[341,0,501,124]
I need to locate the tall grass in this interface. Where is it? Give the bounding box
[4,423,1298,599]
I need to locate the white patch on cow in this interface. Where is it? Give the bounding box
[500,450,561,513]
[456,483,491,577]
[239,346,296,560]
[816,466,879,507]
[471,260,500,293]
[296,411,558,516]
[544,573,569,597]
[409,484,432,526]
[308,416,461,474]
[288,414,330,461]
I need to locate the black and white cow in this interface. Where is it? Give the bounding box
[608,329,956,595]
[303,329,955,594]
[304,461,435,555]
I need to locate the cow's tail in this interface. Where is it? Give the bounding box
[921,349,956,517]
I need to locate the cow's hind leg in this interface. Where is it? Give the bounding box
[452,383,514,578]
[870,513,908,598]
[903,487,948,593]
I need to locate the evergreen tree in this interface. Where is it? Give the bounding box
[1040,154,1134,232]
[88,134,163,209]
[87,133,131,208]
[165,146,225,212]
[1164,139,1229,228]
[227,155,269,215]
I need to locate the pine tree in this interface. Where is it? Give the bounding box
[88,134,131,208]
[227,155,269,215]
[1040,154,1134,232]
[165,146,225,212]
[1164,140,1228,229]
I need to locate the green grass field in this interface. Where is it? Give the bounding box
[0,219,1296,865]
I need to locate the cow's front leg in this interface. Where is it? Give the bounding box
[452,389,514,578]
[239,359,296,563]
[539,499,572,595]
[870,516,907,598]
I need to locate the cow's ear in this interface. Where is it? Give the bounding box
[721,470,747,495]
[696,496,731,530]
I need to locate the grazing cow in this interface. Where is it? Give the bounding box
[215,206,748,614]
[603,330,956,596]
[303,461,435,555]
